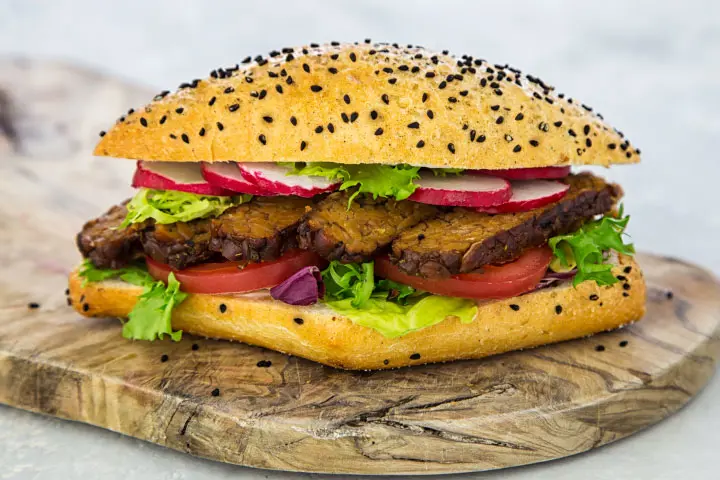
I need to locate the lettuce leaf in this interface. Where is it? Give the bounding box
[120,189,251,228]
[549,206,635,287]
[78,260,186,341]
[285,162,465,206]
[325,296,477,338]
[321,259,477,337]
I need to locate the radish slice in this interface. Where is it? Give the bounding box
[476,180,570,214]
[238,162,340,198]
[201,162,276,196]
[407,172,510,207]
[472,166,571,180]
[132,161,232,195]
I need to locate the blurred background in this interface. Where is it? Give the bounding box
[1,1,719,479]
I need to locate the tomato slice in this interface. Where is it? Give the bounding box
[375,247,553,300]
[146,249,326,294]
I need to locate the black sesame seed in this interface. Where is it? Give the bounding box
[258,90,267,99]
[494,88,503,96]
[383,359,390,365]
[169,134,177,139]
[382,94,390,104]
[470,130,476,142]
[480,78,487,87]
[349,52,357,62]
[140,117,148,127]
[438,81,447,89]
[286,76,294,85]
[425,72,436,78]
[586,138,592,147]
[553,121,563,127]
[595,345,605,352]
[496,116,504,124]
[328,67,338,74]
[276,85,284,94]
[257,360,272,368]
[315,125,323,134]
[99,130,106,137]
[608,143,617,150]
[175,107,184,114]
[330,54,339,60]
[300,140,307,151]
[219,303,227,313]
[417,233,426,240]
[228,104,240,112]
[181,133,190,144]
[589,294,599,301]
[447,143,455,154]
[208,96,216,107]
[477,134,486,143]
[555,305,563,314]
[370,110,378,120]
[263,116,273,123]
[448,96,457,103]
[666,290,674,300]
[388,78,397,85]
[199,127,206,137]
[310,85,322,92]
[623,292,629,297]
[539,122,549,132]
[211,388,220,397]
[161,354,169,362]
[623,266,632,274]
[568,129,577,137]
[258,134,267,145]
[217,122,224,131]
[410,353,421,360]
[224,86,235,94]
[383,67,393,74]
[302,63,310,73]
[584,125,591,135]
[421,93,428,103]
[491,105,500,111]
[28,302,40,309]
[416,140,425,148]
[375,128,384,136]
[407,121,420,129]
[515,113,524,121]
[290,116,297,126]
[350,112,358,123]
[341,112,349,123]
[328,123,335,133]
[460,90,469,97]
[463,124,469,130]
[509,304,520,311]
[294,317,304,325]
[529,140,539,147]
[343,94,351,104]
[623,283,631,290]
[513,144,522,153]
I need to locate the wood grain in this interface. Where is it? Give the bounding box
[0,58,719,475]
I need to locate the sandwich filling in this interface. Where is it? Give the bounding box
[77,162,634,340]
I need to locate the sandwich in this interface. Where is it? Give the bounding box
[68,41,645,370]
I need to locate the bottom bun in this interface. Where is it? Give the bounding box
[68,255,645,370]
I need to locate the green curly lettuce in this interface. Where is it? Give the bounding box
[282,162,464,206]
[120,189,251,228]
[549,206,635,287]
[78,259,186,341]
[321,260,477,338]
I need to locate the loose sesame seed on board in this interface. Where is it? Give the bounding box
[94,41,640,170]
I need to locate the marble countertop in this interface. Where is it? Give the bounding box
[1,0,719,478]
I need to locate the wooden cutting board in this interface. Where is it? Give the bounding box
[0,58,719,475]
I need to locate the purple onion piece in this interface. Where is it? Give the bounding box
[544,268,577,280]
[270,266,324,306]
[522,269,577,296]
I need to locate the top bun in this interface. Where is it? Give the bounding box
[95,41,640,170]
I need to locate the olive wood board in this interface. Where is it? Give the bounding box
[0,58,719,475]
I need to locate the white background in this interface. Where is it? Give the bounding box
[1,0,719,478]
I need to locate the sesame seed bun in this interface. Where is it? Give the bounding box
[95,42,640,170]
[68,255,645,370]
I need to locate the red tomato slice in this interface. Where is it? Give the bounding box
[375,247,553,300]
[146,249,326,294]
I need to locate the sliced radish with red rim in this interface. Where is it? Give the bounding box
[476,179,569,214]
[472,166,570,180]
[407,172,510,207]
[238,162,340,198]
[201,162,276,195]
[132,161,232,195]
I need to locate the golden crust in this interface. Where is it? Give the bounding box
[68,255,645,370]
[95,42,640,170]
